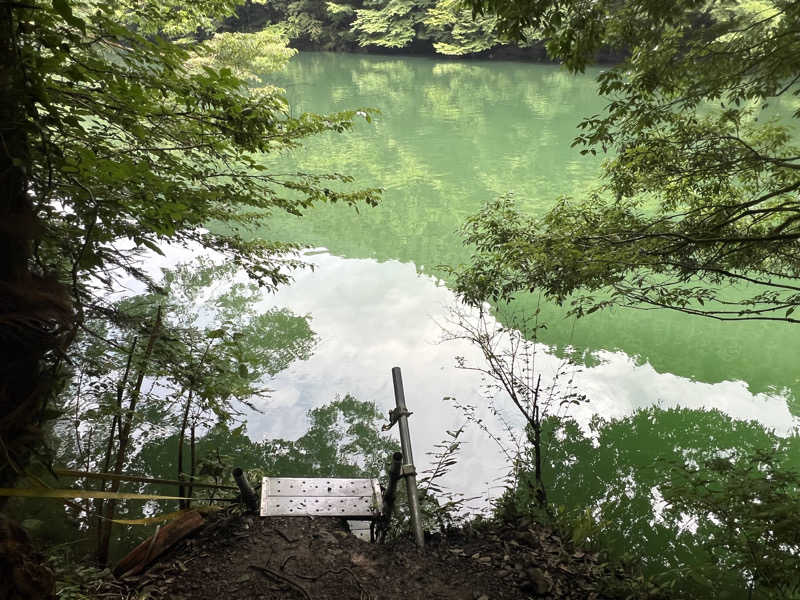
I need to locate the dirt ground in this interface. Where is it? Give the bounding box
[111,510,615,600]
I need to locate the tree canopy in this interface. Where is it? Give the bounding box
[25,0,377,300]
[454,0,800,323]
[1,0,377,494]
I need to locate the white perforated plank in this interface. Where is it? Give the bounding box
[264,478,374,497]
[261,494,377,517]
[260,477,382,518]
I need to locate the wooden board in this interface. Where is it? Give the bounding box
[114,510,205,578]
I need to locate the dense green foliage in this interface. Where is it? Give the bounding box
[454,0,800,323]
[134,394,399,482]
[237,0,521,55]
[46,260,317,562]
[56,260,317,469]
[498,408,800,599]
[1,0,378,496]
[25,0,376,299]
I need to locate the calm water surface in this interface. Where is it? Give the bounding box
[241,52,798,502]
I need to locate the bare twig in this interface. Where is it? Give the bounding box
[440,303,588,510]
[291,566,369,597]
[249,564,314,600]
[272,526,301,544]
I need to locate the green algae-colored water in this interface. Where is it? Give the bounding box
[244,51,798,500]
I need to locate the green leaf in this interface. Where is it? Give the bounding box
[52,0,86,33]
[140,239,164,256]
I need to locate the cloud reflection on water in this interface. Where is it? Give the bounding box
[241,250,796,503]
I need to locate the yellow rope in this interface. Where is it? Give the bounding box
[0,488,192,501]
[110,505,221,525]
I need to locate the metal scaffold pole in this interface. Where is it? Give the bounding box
[391,366,425,547]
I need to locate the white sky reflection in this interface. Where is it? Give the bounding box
[126,244,796,504]
[233,250,798,503]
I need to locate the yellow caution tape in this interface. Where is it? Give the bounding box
[110,510,188,525]
[0,488,192,501]
[3,488,229,526]
[110,505,222,526]
[52,468,237,490]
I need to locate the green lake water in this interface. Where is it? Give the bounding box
[243,51,798,500]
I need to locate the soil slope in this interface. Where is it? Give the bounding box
[114,509,614,600]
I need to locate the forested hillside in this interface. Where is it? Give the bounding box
[227,0,625,59]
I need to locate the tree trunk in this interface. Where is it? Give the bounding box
[1,7,70,598]
[178,342,211,508]
[531,376,547,508]
[188,421,196,508]
[177,389,193,510]
[96,307,161,566]
[0,0,70,506]
[94,338,137,557]
[532,406,547,508]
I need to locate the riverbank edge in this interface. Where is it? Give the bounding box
[222,4,627,66]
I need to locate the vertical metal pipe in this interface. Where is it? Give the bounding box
[391,367,425,547]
